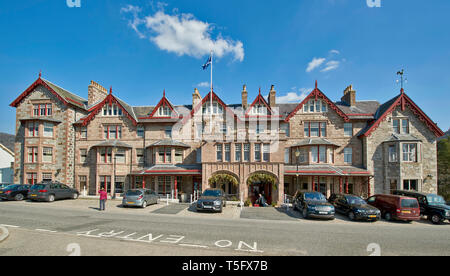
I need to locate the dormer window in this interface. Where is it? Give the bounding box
[393,119,410,134]
[202,103,223,115]
[158,106,172,117]
[102,104,123,117]
[33,104,52,117]
[251,104,267,115]
[303,99,327,113]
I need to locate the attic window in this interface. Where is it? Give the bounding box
[303,99,327,113]
[158,106,172,117]
[102,104,123,117]
[251,104,267,115]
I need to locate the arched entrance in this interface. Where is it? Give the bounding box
[247,172,278,205]
[208,172,239,196]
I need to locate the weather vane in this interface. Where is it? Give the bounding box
[396,69,407,90]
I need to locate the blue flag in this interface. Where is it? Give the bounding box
[202,55,212,70]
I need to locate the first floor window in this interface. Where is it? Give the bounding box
[224,144,231,162]
[402,143,417,162]
[216,144,223,161]
[28,122,39,137]
[254,144,261,162]
[284,148,290,164]
[344,148,352,164]
[319,146,326,163]
[136,149,144,164]
[42,173,52,183]
[328,147,334,164]
[244,144,250,162]
[165,126,172,138]
[81,127,87,139]
[80,149,87,163]
[235,144,242,162]
[104,125,122,139]
[137,126,144,138]
[27,173,37,185]
[43,123,53,137]
[175,148,183,163]
[28,147,38,163]
[100,148,112,163]
[311,147,318,163]
[42,147,53,163]
[263,144,270,162]
[403,179,418,191]
[115,148,126,164]
[389,145,398,162]
[344,123,353,137]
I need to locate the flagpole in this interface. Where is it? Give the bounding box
[210,50,213,133]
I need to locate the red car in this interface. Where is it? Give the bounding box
[367,194,420,222]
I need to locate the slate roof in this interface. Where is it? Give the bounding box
[41,78,88,109]
[147,140,191,148]
[290,138,341,147]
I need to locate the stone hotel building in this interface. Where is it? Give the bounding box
[10,73,444,204]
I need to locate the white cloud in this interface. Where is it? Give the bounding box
[321,60,340,72]
[121,6,244,62]
[277,88,311,104]
[329,49,340,55]
[306,58,326,73]
[196,82,210,88]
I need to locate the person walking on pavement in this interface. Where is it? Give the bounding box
[99,188,108,211]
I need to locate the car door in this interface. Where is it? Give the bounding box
[60,184,73,199]
[335,196,346,214]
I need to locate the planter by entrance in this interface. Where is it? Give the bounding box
[247,172,278,205]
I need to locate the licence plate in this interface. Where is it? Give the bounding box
[0,191,3,194]
[369,215,377,218]
[127,202,134,204]
[30,194,37,197]
[319,212,328,214]
[402,210,411,214]
[203,206,212,209]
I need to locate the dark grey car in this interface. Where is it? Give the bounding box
[196,189,226,213]
[28,182,79,202]
[122,189,158,208]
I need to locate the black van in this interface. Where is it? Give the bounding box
[393,190,450,224]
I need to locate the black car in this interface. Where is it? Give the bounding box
[329,194,381,221]
[393,190,450,224]
[0,184,31,201]
[293,191,335,220]
[0,183,13,190]
[28,182,79,202]
[196,189,226,213]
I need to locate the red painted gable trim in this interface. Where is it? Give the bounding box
[359,92,444,138]
[181,91,241,124]
[140,93,180,120]
[245,92,273,116]
[10,77,69,108]
[284,87,350,123]
[80,94,137,127]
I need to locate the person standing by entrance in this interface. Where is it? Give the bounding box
[99,188,108,211]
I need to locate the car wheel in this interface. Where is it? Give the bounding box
[48,194,55,202]
[431,214,442,225]
[142,201,147,208]
[293,204,298,211]
[15,194,24,201]
[348,212,356,221]
[72,193,79,200]
[302,209,309,219]
[384,212,392,221]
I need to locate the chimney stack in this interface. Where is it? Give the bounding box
[341,85,356,107]
[242,85,248,110]
[88,80,108,106]
[269,85,276,108]
[193,88,202,108]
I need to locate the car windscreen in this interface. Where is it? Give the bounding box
[30,184,47,190]
[426,194,446,206]
[5,185,21,190]
[346,196,367,205]
[401,199,419,208]
[202,190,221,197]
[304,193,326,201]
[125,190,143,196]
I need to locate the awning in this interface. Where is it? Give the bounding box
[132,164,202,176]
[91,140,133,148]
[285,165,372,176]
[20,117,62,124]
[290,138,340,148]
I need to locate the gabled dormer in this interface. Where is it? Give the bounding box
[139,90,180,119]
[245,88,273,117]
[284,81,350,122]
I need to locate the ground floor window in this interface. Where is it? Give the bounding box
[403,179,418,191]
[42,173,52,183]
[115,176,125,194]
[100,176,111,192]
[158,176,172,194]
[389,179,398,193]
[26,173,37,185]
[79,176,87,192]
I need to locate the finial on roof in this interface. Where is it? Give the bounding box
[315,80,318,89]
[109,86,112,95]
[401,88,405,94]
[163,89,166,98]
[39,70,42,79]
[259,87,261,95]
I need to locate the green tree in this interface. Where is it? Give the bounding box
[438,137,450,200]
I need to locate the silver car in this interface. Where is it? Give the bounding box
[122,189,158,208]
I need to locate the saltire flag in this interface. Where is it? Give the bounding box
[202,55,212,70]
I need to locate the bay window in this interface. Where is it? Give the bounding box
[42,147,53,163]
[402,143,417,162]
[344,148,353,164]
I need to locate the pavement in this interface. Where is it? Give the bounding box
[0,199,449,256]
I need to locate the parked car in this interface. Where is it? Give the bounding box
[0,183,13,190]
[329,193,381,221]
[293,191,335,220]
[196,189,226,213]
[122,189,158,208]
[28,182,79,202]
[0,184,30,201]
[393,190,450,224]
[367,194,420,222]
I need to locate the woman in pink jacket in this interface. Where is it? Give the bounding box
[98,188,108,211]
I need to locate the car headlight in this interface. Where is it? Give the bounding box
[446,210,450,217]
[214,200,221,206]
[307,206,316,211]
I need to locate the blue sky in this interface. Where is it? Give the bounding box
[1,0,449,134]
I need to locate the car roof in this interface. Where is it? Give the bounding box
[393,190,429,197]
